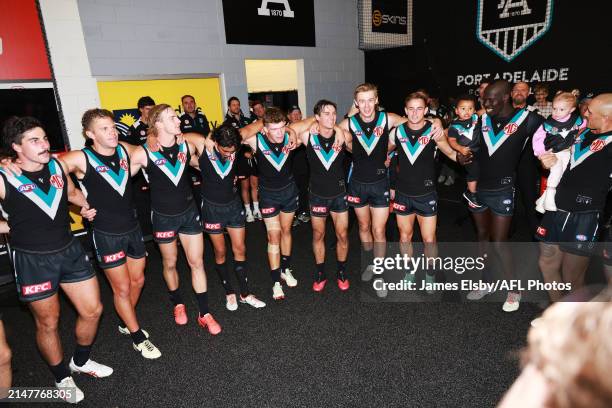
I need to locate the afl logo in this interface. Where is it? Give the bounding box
[419,136,430,145]
[372,10,382,27]
[262,150,272,155]
[373,126,384,137]
[96,165,109,173]
[355,131,363,137]
[482,126,490,132]
[503,123,518,135]
[177,152,187,163]
[50,175,64,189]
[120,159,128,170]
[155,158,167,166]
[18,184,36,193]
[590,139,605,152]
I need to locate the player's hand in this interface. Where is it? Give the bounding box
[539,151,557,169]
[80,205,97,221]
[456,151,473,166]
[146,133,161,152]
[0,158,22,176]
[431,123,444,141]
[390,189,395,201]
[332,126,345,151]
[384,154,392,168]
[460,146,471,156]
[347,103,359,117]
[204,135,215,153]
[286,128,297,150]
[309,122,320,135]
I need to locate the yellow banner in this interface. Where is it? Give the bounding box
[97,77,224,130]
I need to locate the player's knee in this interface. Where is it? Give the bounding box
[187,256,204,271]
[372,226,386,240]
[132,273,145,289]
[399,231,413,243]
[312,229,325,243]
[336,229,348,245]
[114,281,131,299]
[162,256,178,270]
[358,221,371,233]
[82,302,103,321]
[35,312,60,333]
[232,243,246,258]
[476,229,489,242]
[422,236,436,244]
[0,343,11,367]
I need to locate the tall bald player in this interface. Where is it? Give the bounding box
[536,94,612,301]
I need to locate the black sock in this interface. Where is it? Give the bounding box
[234,260,249,297]
[337,260,347,280]
[168,289,183,306]
[130,329,147,345]
[314,263,326,281]
[215,262,235,295]
[49,360,71,383]
[195,291,209,316]
[281,255,291,271]
[271,267,281,283]
[363,249,374,267]
[73,344,92,367]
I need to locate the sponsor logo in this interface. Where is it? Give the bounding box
[155,158,167,166]
[184,119,189,124]
[103,250,126,263]
[177,152,187,163]
[18,183,36,193]
[503,199,512,204]
[373,126,384,137]
[482,126,490,132]
[96,165,110,173]
[575,195,592,205]
[477,0,553,62]
[347,195,361,203]
[49,174,64,189]
[503,123,518,135]
[536,226,547,236]
[120,159,128,170]
[262,150,272,155]
[261,207,276,214]
[258,0,294,18]
[392,202,406,211]
[155,231,175,239]
[372,9,407,28]
[140,130,146,136]
[205,223,221,230]
[22,281,52,296]
[418,136,430,145]
[576,234,587,241]
[428,200,436,205]
[590,139,605,152]
[311,206,327,213]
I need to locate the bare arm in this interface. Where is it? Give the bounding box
[0,220,9,234]
[58,150,86,179]
[125,144,147,176]
[387,112,408,128]
[60,160,97,221]
[182,132,207,156]
[239,119,264,141]
[288,116,317,136]
[188,141,200,169]
[434,134,458,162]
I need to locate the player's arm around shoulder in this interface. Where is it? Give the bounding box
[58,150,86,179]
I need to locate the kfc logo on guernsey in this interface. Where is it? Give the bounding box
[536,226,547,236]
[347,196,361,204]
[311,206,327,214]
[261,207,276,215]
[205,223,222,230]
[22,281,52,296]
[103,251,126,263]
[392,202,406,211]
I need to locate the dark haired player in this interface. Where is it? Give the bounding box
[0,117,112,403]
[183,124,266,310]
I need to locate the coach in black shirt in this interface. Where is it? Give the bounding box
[179,94,210,136]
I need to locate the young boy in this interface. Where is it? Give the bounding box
[532,92,586,212]
[447,95,482,208]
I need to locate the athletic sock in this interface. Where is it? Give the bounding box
[195,291,210,316]
[244,204,253,215]
[130,329,147,345]
[73,344,92,367]
[49,360,71,383]
[337,259,347,280]
[234,260,249,297]
[253,201,260,212]
[271,267,281,283]
[363,249,374,267]
[315,262,326,281]
[215,262,235,295]
[281,255,292,271]
[168,289,183,306]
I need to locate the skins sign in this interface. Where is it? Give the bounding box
[477,0,553,62]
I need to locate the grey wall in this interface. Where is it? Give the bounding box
[77,0,364,116]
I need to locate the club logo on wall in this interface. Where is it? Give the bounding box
[477,0,553,62]
[258,0,294,18]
